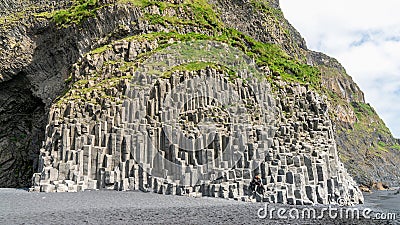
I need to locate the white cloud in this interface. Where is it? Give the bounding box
[280,0,400,138]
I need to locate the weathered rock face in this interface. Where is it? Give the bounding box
[211,0,307,59]
[0,0,398,192]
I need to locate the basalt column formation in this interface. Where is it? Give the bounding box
[31,39,363,205]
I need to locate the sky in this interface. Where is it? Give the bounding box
[280,0,400,138]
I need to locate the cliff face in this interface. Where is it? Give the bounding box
[0,0,398,191]
[27,35,363,205]
[213,0,400,187]
[309,51,400,186]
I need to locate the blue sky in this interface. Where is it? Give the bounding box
[280,0,400,138]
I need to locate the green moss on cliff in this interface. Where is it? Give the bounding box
[348,102,393,158]
[353,103,391,137]
[250,0,284,22]
[57,75,131,106]
[352,102,375,119]
[58,0,321,108]
[91,44,111,54]
[88,31,320,89]
[52,0,98,26]
[137,2,320,88]
[161,62,236,80]
[237,31,320,87]
[122,0,222,29]
[46,0,320,89]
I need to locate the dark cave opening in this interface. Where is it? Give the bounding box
[0,72,46,188]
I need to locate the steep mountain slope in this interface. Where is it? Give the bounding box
[0,0,399,189]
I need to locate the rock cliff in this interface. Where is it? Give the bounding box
[0,0,399,196]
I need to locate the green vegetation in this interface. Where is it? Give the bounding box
[236,30,320,87]
[88,30,321,89]
[34,11,54,20]
[135,1,320,88]
[391,144,400,151]
[352,102,375,119]
[121,0,222,29]
[39,0,321,88]
[376,144,389,153]
[48,0,222,28]
[378,141,386,147]
[57,75,131,106]
[91,44,111,54]
[344,101,393,159]
[369,143,389,158]
[58,0,322,107]
[250,0,284,22]
[44,0,320,87]
[161,61,237,80]
[352,102,391,136]
[51,0,99,27]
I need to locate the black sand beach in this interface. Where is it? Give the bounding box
[0,189,399,225]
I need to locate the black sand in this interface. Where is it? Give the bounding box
[1,188,399,225]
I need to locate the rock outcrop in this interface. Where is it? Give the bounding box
[0,0,398,194]
[31,40,363,205]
